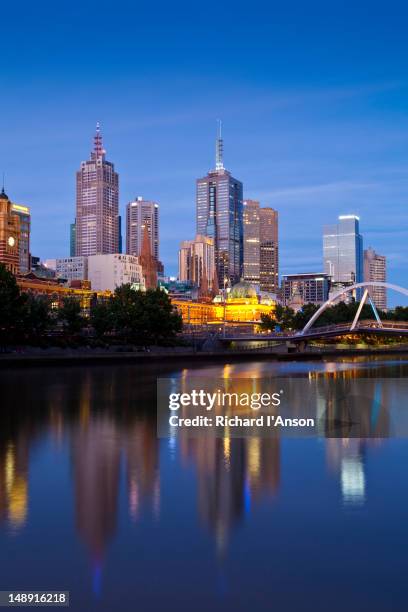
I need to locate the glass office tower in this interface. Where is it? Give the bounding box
[196,124,243,286]
[323,215,363,295]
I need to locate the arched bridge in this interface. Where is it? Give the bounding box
[220,282,408,344]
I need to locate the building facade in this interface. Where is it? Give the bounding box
[179,235,215,289]
[243,200,278,293]
[323,215,363,294]
[282,273,330,307]
[75,123,119,257]
[364,247,387,310]
[126,197,159,260]
[55,257,88,282]
[10,204,30,273]
[88,254,144,292]
[0,189,21,274]
[70,222,76,257]
[196,125,243,286]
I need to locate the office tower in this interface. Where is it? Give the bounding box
[0,189,20,274]
[88,254,144,292]
[70,222,76,257]
[243,200,278,293]
[75,123,119,257]
[243,200,260,284]
[179,235,215,289]
[55,257,88,282]
[196,122,243,286]
[126,197,159,260]
[323,215,363,287]
[282,273,330,307]
[259,208,278,293]
[118,215,122,254]
[10,204,30,273]
[364,247,387,310]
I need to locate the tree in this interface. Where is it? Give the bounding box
[90,300,114,339]
[58,296,84,334]
[108,285,182,345]
[0,263,26,345]
[22,294,52,342]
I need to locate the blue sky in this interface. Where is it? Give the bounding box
[1,1,408,304]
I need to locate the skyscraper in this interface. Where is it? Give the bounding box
[196,123,243,286]
[243,200,278,293]
[323,215,363,288]
[126,197,159,260]
[364,247,387,310]
[75,123,119,257]
[10,203,30,273]
[179,235,215,289]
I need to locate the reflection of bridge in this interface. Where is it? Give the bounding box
[221,282,408,345]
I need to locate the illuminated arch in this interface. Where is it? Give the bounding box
[300,282,408,335]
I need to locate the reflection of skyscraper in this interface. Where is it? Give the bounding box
[0,438,29,529]
[326,439,367,507]
[196,123,243,285]
[75,124,119,257]
[125,420,160,521]
[71,417,121,561]
[180,430,280,554]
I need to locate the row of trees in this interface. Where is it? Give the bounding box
[0,264,182,347]
[259,300,408,332]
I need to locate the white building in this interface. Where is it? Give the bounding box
[55,256,88,281]
[88,254,145,292]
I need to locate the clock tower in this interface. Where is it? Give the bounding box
[0,188,21,274]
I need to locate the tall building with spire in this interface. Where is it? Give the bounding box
[196,122,243,286]
[75,124,119,257]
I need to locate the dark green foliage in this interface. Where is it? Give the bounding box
[92,286,182,345]
[58,297,84,334]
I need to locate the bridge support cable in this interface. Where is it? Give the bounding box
[368,296,383,327]
[350,289,369,331]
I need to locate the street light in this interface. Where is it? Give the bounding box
[223,277,231,338]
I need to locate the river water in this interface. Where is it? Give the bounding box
[0,357,407,611]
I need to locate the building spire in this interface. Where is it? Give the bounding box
[93,122,105,159]
[215,119,224,171]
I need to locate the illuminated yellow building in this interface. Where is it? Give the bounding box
[16,272,112,312]
[172,281,276,325]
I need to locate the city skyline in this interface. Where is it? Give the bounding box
[1,2,408,304]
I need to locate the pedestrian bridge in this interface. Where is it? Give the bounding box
[220,282,408,344]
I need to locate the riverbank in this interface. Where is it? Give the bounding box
[1,345,408,367]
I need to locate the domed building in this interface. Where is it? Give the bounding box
[229,281,258,301]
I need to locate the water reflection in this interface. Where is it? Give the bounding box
[0,356,407,607]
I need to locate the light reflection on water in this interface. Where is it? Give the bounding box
[0,356,407,611]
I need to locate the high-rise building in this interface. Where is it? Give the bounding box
[55,257,88,282]
[243,200,260,285]
[75,123,119,257]
[88,254,144,292]
[282,273,330,307]
[179,235,215,290]
[243,200,278,293]
[364,247,387,310]
[196,123,243,286]
[118,215,122,254]
[9,203,30,274]
[70,222,76,257]
[323,215,363,289]
[126,197,159,260]
[0,189,21,274]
